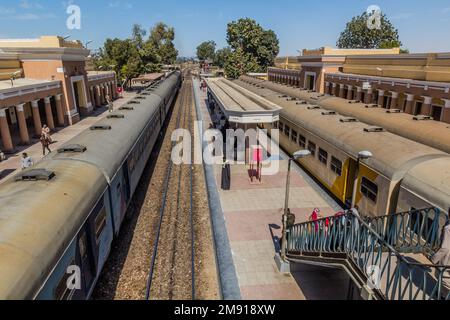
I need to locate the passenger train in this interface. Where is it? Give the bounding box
[0,71,182,300]
[235,76,450,218]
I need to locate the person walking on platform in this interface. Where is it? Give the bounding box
[106,94,114,113]
[42,124,52,144]
[432,217,450,296]
[40,134,51,156]
[21,153,34,170]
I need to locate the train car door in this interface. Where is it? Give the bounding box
[77,227,96,298]
[345,158,358,207]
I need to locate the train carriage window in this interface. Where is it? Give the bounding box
[318,148,328,165]
[291,130,298,142]
[284,125,290,137]
[94,207,107,243]
[298,135,306,148]
[79,233,87,259]
[361,177,378,203]
[331,156,342,176]
[307,141,317,157]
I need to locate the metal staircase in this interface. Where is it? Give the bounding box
[286,208,450,300]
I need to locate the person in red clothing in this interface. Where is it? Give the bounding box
[309,208,323,232]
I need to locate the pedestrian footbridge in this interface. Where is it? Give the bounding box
[285,208,450,300]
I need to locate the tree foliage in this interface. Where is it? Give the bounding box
[224,18,279,78]
[94,22,178,85]
[196,41,217,61]
[214,47,232,68]
[336,12,402,49]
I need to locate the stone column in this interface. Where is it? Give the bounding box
[112,81,118,99]
[109,82,114,98]
[346,85,354,100]
[404,94,415,114]
[324,82,330,94]
[94,85,101,106]
[421,96,432,116]
[331,83,337,96]
[15,104,30,145]
[377,90,385,107]
[338,84,345,98]
[442,99,450,124]
[89,87,96,107]
[55,94,65,126]
[365,89,373,104]
[0,109,13,152]
[31,100,42,136]
[44,97,55,130]
[390,91,399,109]
[355,87,362,102]
[102,85,107,104]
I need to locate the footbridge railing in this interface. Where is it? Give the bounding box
[286,208,450,300]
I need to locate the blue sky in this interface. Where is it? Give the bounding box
[1,0,450,56]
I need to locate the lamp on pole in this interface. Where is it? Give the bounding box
[281,150,312,261]
[376,67,383,77]
[10,70,21,87]
[85,40,93,48]
[351,151,373,209]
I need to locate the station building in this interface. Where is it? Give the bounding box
[0,36,118,153]
[267,46,450,124]
[268,47,400,93]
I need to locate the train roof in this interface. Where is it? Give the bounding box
[148,71,180,101]
[0,159,107,299]
[48,90,163,180]
[402,158,450,212]
[234,79,450,180]
[239,76,450,154]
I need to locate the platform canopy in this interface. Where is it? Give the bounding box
[205,77,281,124]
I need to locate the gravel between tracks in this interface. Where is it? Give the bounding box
[92,74,219,300]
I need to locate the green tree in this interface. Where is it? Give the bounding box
[196,41,217,62]
[214,47,232,68]
[337,12,402,49]
[95,22,179,86]
[224,47,260,79]
[149,22,179,65]
[225,18,279,78]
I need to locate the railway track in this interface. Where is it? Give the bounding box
[93,70,219,301]
[145,75,196,300]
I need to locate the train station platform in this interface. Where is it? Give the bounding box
[0,90,136,182]
[194,79,350,300]
[205,77,281,126]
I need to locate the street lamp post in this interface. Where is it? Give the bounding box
[351,151,373,209]
[281,150,312,261]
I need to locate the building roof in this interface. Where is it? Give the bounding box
[87,71,116,82]
[239,75,450,154]
[206,77,281,124]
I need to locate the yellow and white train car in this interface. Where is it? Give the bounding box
[243,82,450,217]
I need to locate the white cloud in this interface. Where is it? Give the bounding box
[19,1,43,10]
[108,1,133,9]
[0,6,16,15]
[391,13,414,20]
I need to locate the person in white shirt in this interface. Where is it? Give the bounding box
[21,153,33,170]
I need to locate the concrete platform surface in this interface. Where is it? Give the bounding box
[194,79,349,300]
